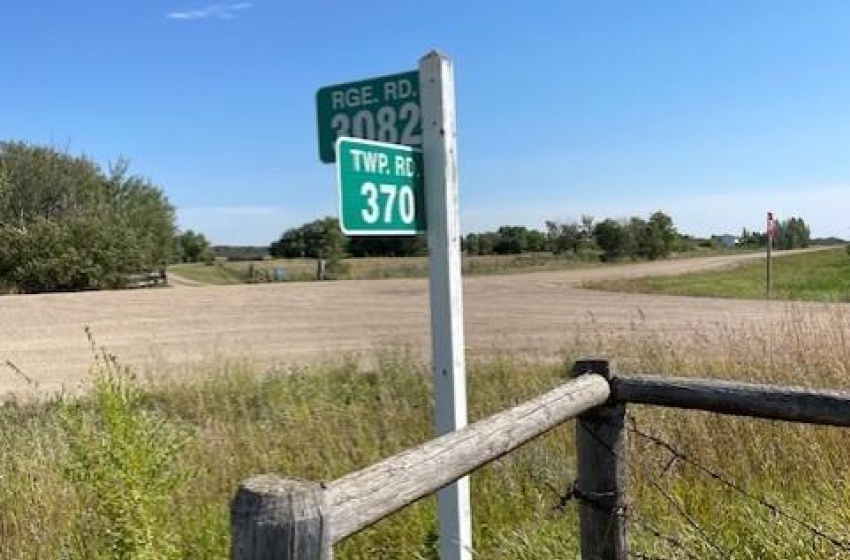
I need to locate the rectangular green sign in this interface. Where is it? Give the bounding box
[336,137,426,235]
[316,71,421,163]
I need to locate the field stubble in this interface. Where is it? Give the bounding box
[0,249,832,398]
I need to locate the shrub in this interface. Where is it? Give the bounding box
[60,332,193,559]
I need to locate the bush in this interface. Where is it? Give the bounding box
[0,142,177,293]
[60,332,193,559]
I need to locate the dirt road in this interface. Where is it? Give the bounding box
[0,249,840,396]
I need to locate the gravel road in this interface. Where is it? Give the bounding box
[0,249,840,396]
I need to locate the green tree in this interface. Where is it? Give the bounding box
[525,229,549,252]
[597,212,678,261]
[269,227,307,258]
[176,230,211,263]
[593,219,627,261]
[775,217,810,250]
[0,141,177,293]
[644,211,677,259]
[463,232,500,255]
[545,220,581,254]
[477,232,499,255]
[623,217,648,259]
[579,215,596,251]
[107,161,178,268]
[270,217,346,260]
[463,233,482,255]
[303,217,346,259]
[493,226,545,254]
[493,226,526,254]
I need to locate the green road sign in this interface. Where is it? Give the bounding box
[336,137,426,235]
[316,71,420,163]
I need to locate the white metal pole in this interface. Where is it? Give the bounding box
[419,51,472,560]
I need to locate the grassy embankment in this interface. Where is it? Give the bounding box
[170,253,599,285]
[2,306,850,559]
[170,246,754,286]
[585,247,850,302]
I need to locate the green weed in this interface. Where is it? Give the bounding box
[58,332,193,560]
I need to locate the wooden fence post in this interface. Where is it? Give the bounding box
[231,474,332,560]
[573,359,628,560]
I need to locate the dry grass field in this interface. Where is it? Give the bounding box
[0,248,836,397]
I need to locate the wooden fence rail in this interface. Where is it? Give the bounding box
[231,359,850,560]
[231,372,609,559]
[613,374,850,427]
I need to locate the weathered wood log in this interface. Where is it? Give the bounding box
[573,359,628,560]
[325,373,610,543]
[613,374,850,427]
[231,475,331,560]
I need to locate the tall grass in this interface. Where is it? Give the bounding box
[1,307,850,558]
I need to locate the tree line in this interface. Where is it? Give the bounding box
[465,211,680,261]
[270,211,815,264]
[269,217,427,260]
[270,211,682,262]
[738,217,811,250]
[0,141,198,293]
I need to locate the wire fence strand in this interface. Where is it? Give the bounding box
[541,406,848,559]
[627,414,850,553]
[576,421,734,560]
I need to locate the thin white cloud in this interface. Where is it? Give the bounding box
[167,2,253,21]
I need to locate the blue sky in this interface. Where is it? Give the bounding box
[3,1,849,244]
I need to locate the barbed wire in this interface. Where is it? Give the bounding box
[628,512,706,560]
[626,414,850,553]
[596,420,733,559]
[551,421,733,560]
[550,473,720,560]
[631,455,731,560]
[547,478,695,560]
[542,412,847,559]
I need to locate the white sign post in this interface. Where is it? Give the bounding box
[419,51,472,560]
